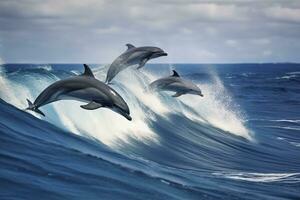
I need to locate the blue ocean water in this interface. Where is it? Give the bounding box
[0,63,299,200]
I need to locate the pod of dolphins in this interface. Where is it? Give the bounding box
[26,44,203,120]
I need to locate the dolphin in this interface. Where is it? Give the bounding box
[105,44,167,83]
[26,64,132,120]
[149,70,204,97]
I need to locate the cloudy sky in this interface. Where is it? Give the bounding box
[0,0,300,63]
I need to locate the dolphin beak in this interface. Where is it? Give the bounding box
[112,106,132,121]
[199,93,204,97]
[111,107,132,121]
[122,113,132,121]
[151,51,168,59]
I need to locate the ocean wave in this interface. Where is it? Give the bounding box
[275,137,300,148]
[36,65,53,71]
[241,72,256,77]
[276,75,298,80]
[213,172,300,183]
[177,73,252,140]
[287,71,300,75]
[289,142,300,147]
[242,85,288,92]
[272,119,300,123]
[248,119,300,124]
[1,64,300,200]
[0,65,252,148]
[263,126,300,131]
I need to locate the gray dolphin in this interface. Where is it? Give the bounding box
[105,44,167,83]
[149,70,204,97]
[26,64,132,120]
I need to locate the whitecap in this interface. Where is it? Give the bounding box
[213,172,300,183]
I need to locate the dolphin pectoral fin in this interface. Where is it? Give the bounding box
[126,43,135,50]
[80,101,103,110]
[137,58,148,69]
[172,92,185,97]
[82,64,95,78]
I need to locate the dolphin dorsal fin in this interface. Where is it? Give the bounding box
[126,43,135,50]
[82,64,95,78]
[171,70,180,77]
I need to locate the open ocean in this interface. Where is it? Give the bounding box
[0,63,299,200]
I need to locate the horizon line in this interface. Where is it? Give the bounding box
[2,62,300,65]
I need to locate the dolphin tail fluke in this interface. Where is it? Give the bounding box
[26,99,45,117]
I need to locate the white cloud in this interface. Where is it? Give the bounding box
[263,50,272,56]
[0,0,300,63]
[265,6,300,23]
[251,38,271,45]
[94,26,121,35]
[225,39,238,47]
[197,49,216,59]
[184,3,249,22]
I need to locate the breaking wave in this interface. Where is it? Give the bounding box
[0,65,252,146]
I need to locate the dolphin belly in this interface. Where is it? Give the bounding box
[61,88,109,104]
[161,82,188,93]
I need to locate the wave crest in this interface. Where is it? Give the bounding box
[0,65,252,147]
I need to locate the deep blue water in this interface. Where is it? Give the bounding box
[0,63,299,200]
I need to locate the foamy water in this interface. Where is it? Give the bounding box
[0,65,252,147]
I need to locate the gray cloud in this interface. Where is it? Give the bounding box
[1,0,300,63]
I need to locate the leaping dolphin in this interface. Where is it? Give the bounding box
[105,44,168,83]
[149,70,204,98]
[26,64,132,120]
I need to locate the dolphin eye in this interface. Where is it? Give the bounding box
[110,90,117,96]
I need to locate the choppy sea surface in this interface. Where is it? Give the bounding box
[0,63,299,200]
